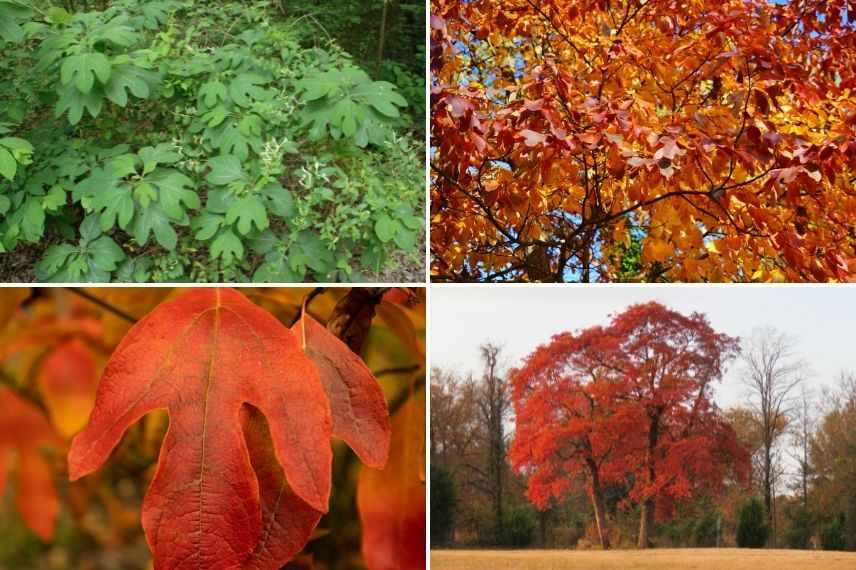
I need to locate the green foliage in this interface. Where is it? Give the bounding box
[297,67,407,147]
[662,510,719,547]
[497,505,536,548]
[0,0,33,44]
[379,60,425,129]
[35,216,125,282]
[0,134,33,182]
[430,464,456,547]
[785,502,812,549]
[821,513,846,551]
[0,0,423,282]
[736,497,769,548]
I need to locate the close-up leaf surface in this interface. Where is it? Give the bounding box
[68,288,333,569]
[293,313,391,469]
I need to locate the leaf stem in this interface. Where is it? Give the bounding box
[288,287,326,327]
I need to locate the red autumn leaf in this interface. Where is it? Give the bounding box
[0,386,63,541]
[445,95,473,118]
[578,131,601,147]
[240,406,324,570]
[653,136,684,161]
[519,129,547,147]
[68,288,333,569]
[754,89,770,115]
[292,313,391,468]
[37,338,99,438]
[357,388,426,570]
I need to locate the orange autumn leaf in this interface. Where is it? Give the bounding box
[37,338,99,438]
[240,406,324,570]
[358,387,426,570]
[0,386,63,541]
[0,314,102,363]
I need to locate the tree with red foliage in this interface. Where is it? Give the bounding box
[610,302,747,547]
[509,302,750,549]
[509,326,640,549]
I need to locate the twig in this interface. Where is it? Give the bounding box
[387,374,425,417]
[66,288,137,324]
[374,364,421,377]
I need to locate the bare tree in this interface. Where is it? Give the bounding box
[430,367,479,468]
[789,386,815,512]
[741,327,805,546]
[475,342,511,542]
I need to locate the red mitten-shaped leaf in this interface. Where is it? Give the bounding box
[293,314,391,468]
[0,386,63,541]
[357,388,425,570]
[37,338,99,438]
[68,288,333,570]
[241,405,323,570]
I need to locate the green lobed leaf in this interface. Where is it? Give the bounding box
[35,244,77,280]
[104,64,158,107]
[61,53,112,94]
[228,74,271,108]
[133,204,177,249]
[206,154,245,185]
[192,212,223,241]
[149,169,199,220]
[89,236,126,272]
[199,81,228,108]
[225,195,268,235]
[261,184,294,218]
[210,229,244,264]
[90,184,135,231]
[56,84,105,125]
[139,143,180,174]
[20,198,45,241]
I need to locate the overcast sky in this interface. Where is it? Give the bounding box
[430,285,856,410]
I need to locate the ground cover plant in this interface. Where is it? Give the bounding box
[430,0,856,282]
[0,287,426,569]
[0,0,425,282]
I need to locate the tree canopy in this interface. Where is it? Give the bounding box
[430,0,856,282]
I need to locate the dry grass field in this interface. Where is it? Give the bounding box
[431,548,856,570]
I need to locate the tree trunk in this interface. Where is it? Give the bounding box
[538,509,549,547]
[638,499,655,549]
[764,446,774,547]
[588,465,611,550]
[638,414,660,549]
[376,0,389,69]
